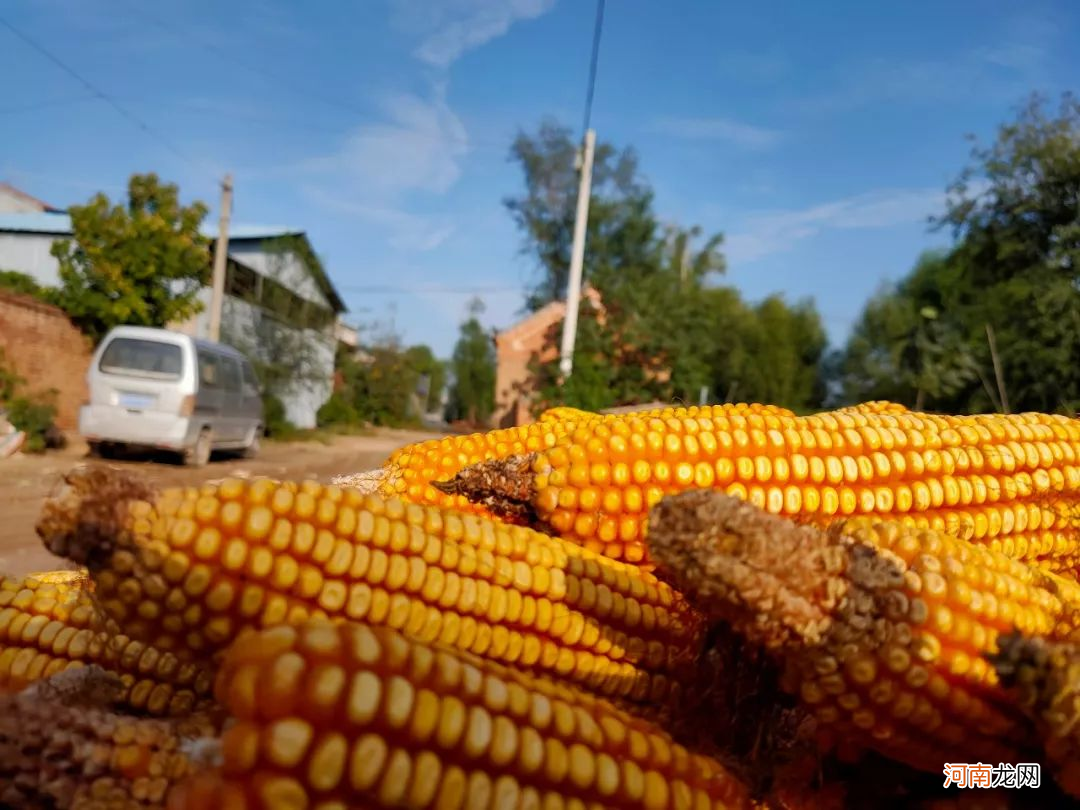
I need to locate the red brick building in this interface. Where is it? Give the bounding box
[492,287,602,427]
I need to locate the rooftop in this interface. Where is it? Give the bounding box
[0,211,302,241]
[0,211,345,313]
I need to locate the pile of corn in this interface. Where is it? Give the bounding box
[4,400,1080,807]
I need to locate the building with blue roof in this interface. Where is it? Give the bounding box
[0,183,347,428]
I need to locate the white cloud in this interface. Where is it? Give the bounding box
[303,85,467,196]
[724,187,946,263]
[651,116,783,150]
[393,0,557,69]
[304,188,455,252]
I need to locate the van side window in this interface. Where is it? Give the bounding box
[241,361,261,397]
[197,350,221,388]
[221,356,242,393]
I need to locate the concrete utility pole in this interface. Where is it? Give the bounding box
[558,0,605,380]
[558,129,596,378]
[207,173,233,342]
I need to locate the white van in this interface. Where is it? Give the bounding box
[80,326,264,466]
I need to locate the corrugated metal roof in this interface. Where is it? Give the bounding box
[0,212,72,234]
[0,212,301,241]
[0,212,345,313]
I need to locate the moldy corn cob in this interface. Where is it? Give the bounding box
[436,408,1080,567]
[0,572,214,716]
[167,619,754,810]
[0,666,217,810]
[37,467,705,706]
[644,489,1080,772]
[990,632,1080,798]
[333,402,796,520]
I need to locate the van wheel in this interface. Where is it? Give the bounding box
[184,429,212,467]
[241,427,261,459]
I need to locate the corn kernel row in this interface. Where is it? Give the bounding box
[167,620,754,810]
[0,572,214,716]
[38,468,705,705]
[442,408,1080,564]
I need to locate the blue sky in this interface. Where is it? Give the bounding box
[2,0,1076,356]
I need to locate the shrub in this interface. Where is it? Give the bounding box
[261,393,295,439]
[5,394,64,453]
[317,392,359,427]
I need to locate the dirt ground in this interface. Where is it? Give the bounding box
[0,428,439,577]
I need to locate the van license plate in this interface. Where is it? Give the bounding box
[119,393,154,410]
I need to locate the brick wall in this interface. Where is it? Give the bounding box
[0,291,91,431]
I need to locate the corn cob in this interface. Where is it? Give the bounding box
[167,619,754,810]
[334,403,797,520]
[37,467,705,705]
[643,489,1080,772]
[436,408,1080,567]
[339,420,592,519]
[990,633,1080,798]
[0,572,215,717]
[539,405,598,423]
[832,401,911,416]
[0,665,217,809]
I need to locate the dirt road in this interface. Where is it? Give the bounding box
[0,429,437,577]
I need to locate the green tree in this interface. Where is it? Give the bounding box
[447,298,496,425]
[934,92,1080,412]
[404,344,447,413]
[505,120,661,310]
[508,120,826,414]
[836,252,980,409]
[837,92,1080,414]
[735,296,828,410]
[50,173,211,343]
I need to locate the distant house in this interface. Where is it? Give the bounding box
[0,184,347,429]
[492,287,602,427]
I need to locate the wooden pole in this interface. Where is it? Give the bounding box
[985,323,1009,414]
[207,173,233,342]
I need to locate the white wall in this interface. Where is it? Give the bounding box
[0,232,63,284]
[216,296,336,430]
[228,241,332,309]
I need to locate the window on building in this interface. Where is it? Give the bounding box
[225,261,258,302]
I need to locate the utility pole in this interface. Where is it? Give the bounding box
[558,0,605,379]
[558,128,596,377]
[207,173,233,342]
[985,323,1009,414]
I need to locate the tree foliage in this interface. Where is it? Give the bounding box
[505,120,661,311]
[508,121,827,415]
[446,298,496,425]
[50,173,210,343]
[838,92,1080,413]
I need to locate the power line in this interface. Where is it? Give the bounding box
[120,4,512,153]
[582,0,606,135]
[0,15,195,168]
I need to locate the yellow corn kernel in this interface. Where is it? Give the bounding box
[166,620,753,810]
[0,666,215,809]
[647,489,1080,773]
[0,573,213,717]
[38,468,704,705]
[992,633,1080,798]
[436,408,1080,566]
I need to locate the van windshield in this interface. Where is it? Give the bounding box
[99,337,184,380]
